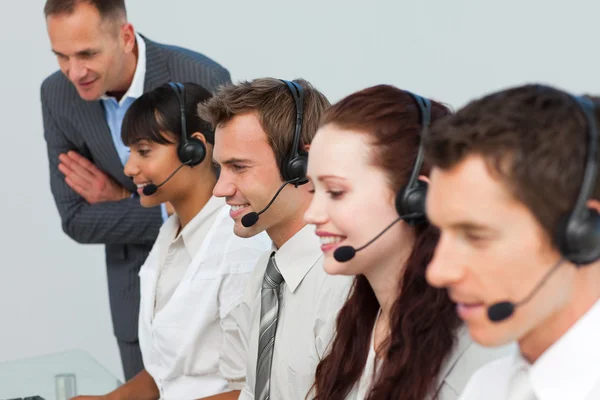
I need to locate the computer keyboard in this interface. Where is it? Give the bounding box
[5,397,45,400]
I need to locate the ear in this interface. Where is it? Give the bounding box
[121,23,136,53]
[418,174,430,184]
[303,143,311,153]
[191,131,208,146]
[588,199,600,213]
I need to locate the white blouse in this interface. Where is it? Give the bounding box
[138,196,271,400]
[342,316,513,400]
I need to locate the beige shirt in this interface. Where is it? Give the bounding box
[343,322,513,400]
[458,299,600,400]
[232,224,354,400]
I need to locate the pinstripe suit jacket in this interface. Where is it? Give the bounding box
[40,36,231,342]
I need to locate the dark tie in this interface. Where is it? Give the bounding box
[255,252,284,400]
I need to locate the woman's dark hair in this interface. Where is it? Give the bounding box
[121,82,215,147]
[311,85,461,400]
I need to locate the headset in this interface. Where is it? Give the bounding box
[279,79,309,186]
[168,82,206,167]
[394,91,431,225]
[555,95,600,265]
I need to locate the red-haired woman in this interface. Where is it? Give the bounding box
[303,85,511,400]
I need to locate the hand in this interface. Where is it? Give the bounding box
[58,151,130,204]
[70,390,119,400]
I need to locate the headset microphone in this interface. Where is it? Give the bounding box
[486,258,565,322]
[241,178,300,228]
[333,213,421,262]
[142,160,192,196]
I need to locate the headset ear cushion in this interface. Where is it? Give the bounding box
[396,180,428,224]
[555,208,600,265]
[284,154,308,185]
[178,138,206,166]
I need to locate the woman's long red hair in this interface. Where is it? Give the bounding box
[310,85,461,400]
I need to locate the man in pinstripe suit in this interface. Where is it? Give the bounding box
[40,0,231,380]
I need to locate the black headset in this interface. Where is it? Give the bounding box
[279,79,309,186]
[555,95,600,266]
[168,82,206,167]
[394,91,431,225]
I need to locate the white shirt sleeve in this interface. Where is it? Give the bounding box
[218,269,255,391]
[238,384,254,400]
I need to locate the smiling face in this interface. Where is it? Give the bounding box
[123,137,183,207]
[304,124,408,275]
[123,132,213,208]
[425,154,577,348]
[46,2,134,101]
[212,112,306,241]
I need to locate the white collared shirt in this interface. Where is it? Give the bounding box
[230,224,354,400]
[153,196,223,313]
[138,197,272,400]
[458,299,600,400]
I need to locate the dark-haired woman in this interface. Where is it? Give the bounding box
[304,85,511,400]
[74,82,270,400]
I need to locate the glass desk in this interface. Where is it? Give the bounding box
[0,350,121,400]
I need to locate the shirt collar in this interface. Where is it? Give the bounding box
[101,31,146,106]
[272,224,323,293]
[159,196,226,257]
[524,299,600,400]
[179,196,225,254]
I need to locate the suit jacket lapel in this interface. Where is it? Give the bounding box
[142,36,171,92]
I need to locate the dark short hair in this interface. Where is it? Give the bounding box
[423,84,600,238]
[121,82,215,147]
[44,0,126,20]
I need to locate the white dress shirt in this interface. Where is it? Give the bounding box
[153,196,222,313]
[231,224,354,400]
[458,299,600,400]
[138,196,272,400]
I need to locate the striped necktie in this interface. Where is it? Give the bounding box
[255,252,285,400]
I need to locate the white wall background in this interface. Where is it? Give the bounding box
[1,0,599,382]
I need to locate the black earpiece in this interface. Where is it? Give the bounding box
[554,95,600,266]
[168,82,206,167]
[394,91,431,225]
[279,80,308,185]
